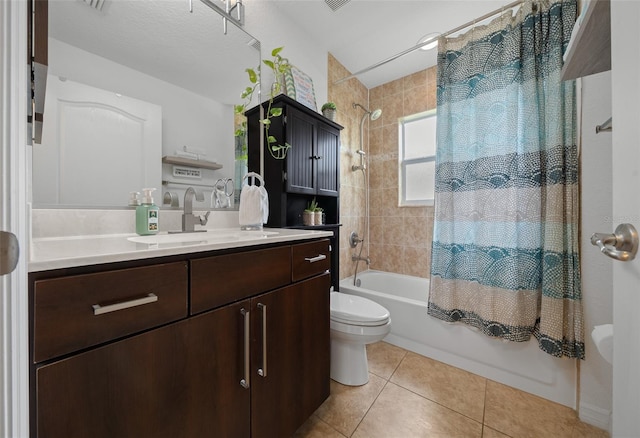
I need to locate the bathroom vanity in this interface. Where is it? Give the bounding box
[28,229,332,437]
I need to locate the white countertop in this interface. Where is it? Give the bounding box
[29,228,333,272]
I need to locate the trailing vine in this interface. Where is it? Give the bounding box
[235,47,291,159]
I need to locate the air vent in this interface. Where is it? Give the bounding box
[248,38,261,52]
[83,0,106,11]
[324,0,350,12]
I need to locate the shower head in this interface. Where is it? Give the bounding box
[353,102,383,121]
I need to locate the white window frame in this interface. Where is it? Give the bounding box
[398,109,437,207]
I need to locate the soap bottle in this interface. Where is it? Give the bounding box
[136,188,159,235]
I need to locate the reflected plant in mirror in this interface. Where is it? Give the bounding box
[235,47,292,160]
[32,0,261,209]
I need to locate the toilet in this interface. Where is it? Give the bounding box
[330,291,391,386]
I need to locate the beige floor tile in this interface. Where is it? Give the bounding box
[293,415,347,438]
[571,421,610,438]
[314,373,386,437]
[352,382,482,438]
[389,351,486,422]
[483,425,512,438]
[366,341,407,380]
[484,380,578,438]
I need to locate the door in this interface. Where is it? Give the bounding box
[251,273,330,438]
[611,1,640,435]
[316,123,340,197]
[33,76,162,206]
[286,106,317,195]
[1,0,30,437]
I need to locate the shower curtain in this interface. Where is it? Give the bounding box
[428,0,583,359]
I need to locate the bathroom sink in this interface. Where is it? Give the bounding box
[127,230,279,246]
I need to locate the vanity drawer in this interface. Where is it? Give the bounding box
[292,239,331,282]
[191,246,291,314]
[33,262,188,363]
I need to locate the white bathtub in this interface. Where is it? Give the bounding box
[339,270,577,408]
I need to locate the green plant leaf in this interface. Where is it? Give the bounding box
[246,68,257,84]
[269,108,283,117]
[267,136,277,144]
[260,118,271,126]
[234,104,245,114]
[263,60,275,70]
[272,47,283,57]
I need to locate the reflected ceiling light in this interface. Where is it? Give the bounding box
[417,32,440,51]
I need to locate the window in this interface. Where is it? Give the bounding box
[399,110,437,206]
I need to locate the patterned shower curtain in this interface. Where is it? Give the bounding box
[428,0,583,359]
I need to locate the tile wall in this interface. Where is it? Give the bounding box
[327,54,368,281]
[328,54,437,280]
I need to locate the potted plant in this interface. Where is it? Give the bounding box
[235,47,292,159]
[303,197,318,226]
[321,102,337,121]
[313,206,324,225]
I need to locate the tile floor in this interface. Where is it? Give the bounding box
[294,342,610,438]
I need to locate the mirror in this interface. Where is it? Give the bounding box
[32,0,261,209]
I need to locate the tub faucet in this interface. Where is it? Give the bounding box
[352,254,371,265]
[181,187,210,233]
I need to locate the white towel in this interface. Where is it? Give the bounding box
[239,185,269,227]
[260,185,269,223]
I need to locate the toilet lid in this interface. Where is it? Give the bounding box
[330,292,390,326]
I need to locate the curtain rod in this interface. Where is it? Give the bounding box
[333,0,526,85]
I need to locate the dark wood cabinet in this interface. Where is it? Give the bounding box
[251,274,330,438]
[30,239,331,438]
[284,105,340,198]
[36,300,251,437]
[246,95,342,290]
[247,94,342,227]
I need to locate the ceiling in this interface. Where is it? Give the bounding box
[48,0,518,101]
[262,0,515,89]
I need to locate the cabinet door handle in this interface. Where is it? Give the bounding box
[304,254,327,263]
[92,293,157,316]
[240,308,250,389]
[257,303,267,378]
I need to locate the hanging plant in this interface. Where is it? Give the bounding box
[235,47,292,160]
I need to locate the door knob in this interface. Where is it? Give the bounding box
[591,223,639,262]
[0,231,19,275]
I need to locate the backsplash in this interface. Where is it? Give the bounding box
[31,207,240,239]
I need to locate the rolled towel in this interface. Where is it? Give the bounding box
[239,185,263,228]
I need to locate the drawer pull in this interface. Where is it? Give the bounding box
[92,293,158,316]
[240,308,250,389]
[257,303,267,378]
[304,254,327,263]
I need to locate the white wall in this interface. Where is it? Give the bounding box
[579,71,614,432]
[46,38,235,207]
[242,0,330,108]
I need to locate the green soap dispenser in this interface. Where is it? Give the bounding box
[136,188,159,235]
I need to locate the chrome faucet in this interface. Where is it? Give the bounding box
[181,187,210,232]
[352,254,371,265]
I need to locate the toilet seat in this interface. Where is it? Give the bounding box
[330,292,390,327]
